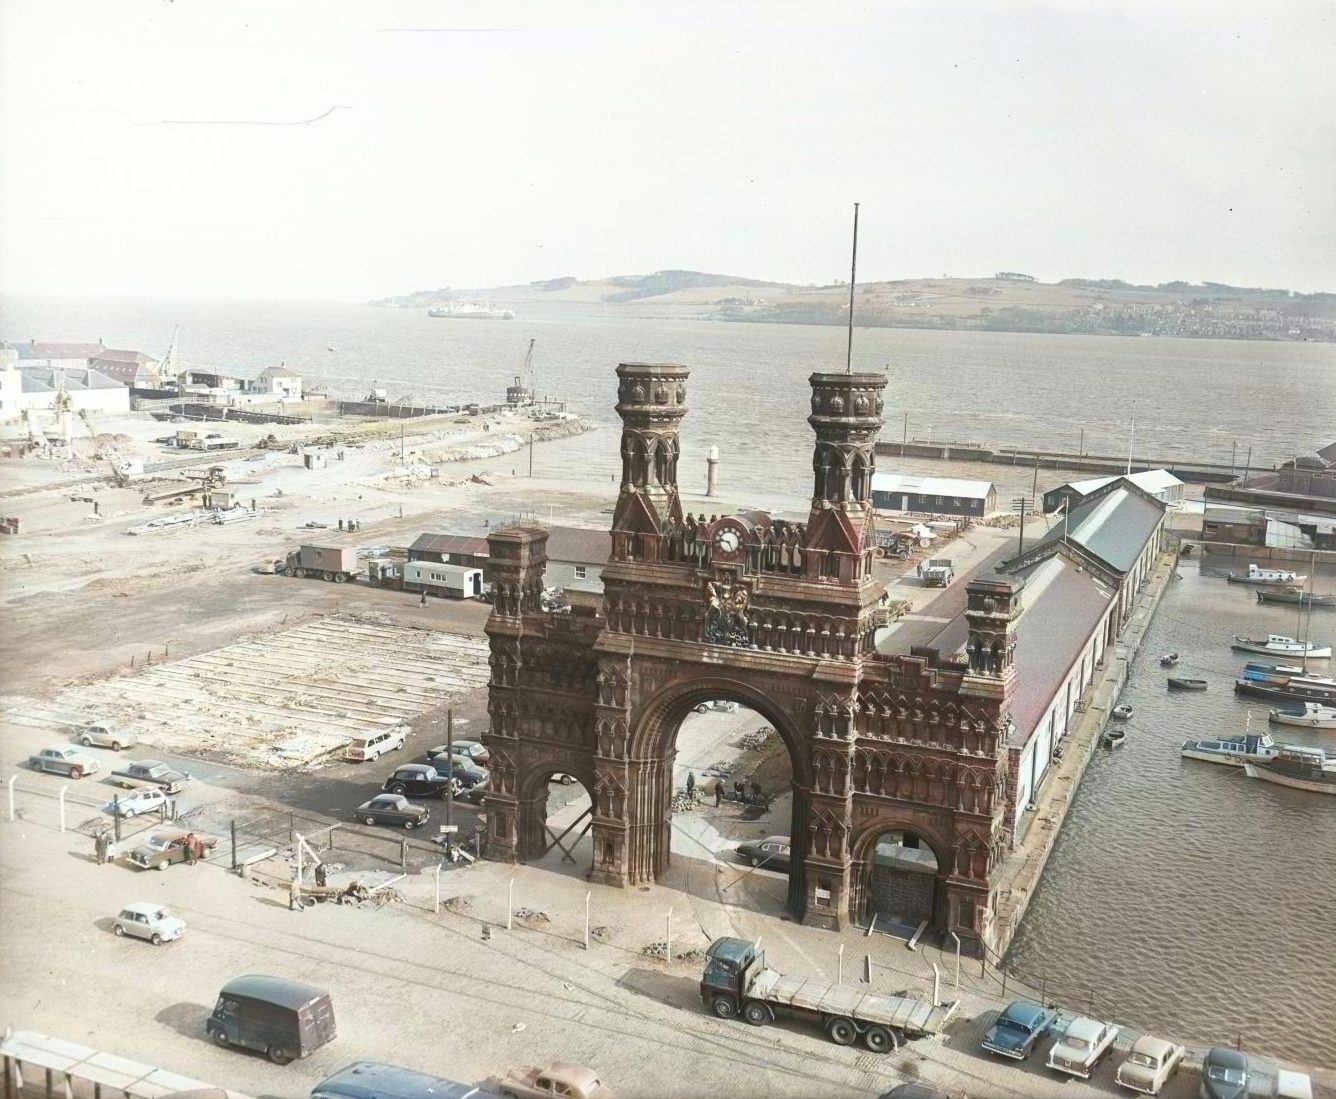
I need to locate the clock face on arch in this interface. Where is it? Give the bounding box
[710,520,746,560]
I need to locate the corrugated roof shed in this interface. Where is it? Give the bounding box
[1006,557,1116,744]
[546,525,610,565]
[410,533,490,557]
[20,366,124,391]
[1031,486,1165,574]
[871,472,995,499]
[1063,469,1183,497]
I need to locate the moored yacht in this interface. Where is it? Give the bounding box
[1269,702,1336,729]
[1230,634,1331,659]
[1243,747,1336,794]
[1180,732,1282,768]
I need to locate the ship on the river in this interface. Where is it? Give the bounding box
[428,301,514,320]
[1234,662,1336,705]
[1230,633,1331,659]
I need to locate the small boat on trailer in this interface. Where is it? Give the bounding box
[1111,704,1133,720]
[1243,746,1336,794]
[1257,589,1335,609]
[1230,634,1331,659]
[1181,731,1281,767]
[1159,652,1180,667]
[1269,703,1336,729]
[1167,677,1208,691]
[1103,727,1127,748]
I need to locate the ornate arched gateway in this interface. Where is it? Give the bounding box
[483,363,1021,954]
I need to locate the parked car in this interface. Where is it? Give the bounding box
[694,700,738,714]
[312,1061,486,1099]
[426,754,489,789]
[113,902,186,945]
[483,1062,615,1099]
[103,787,170,818]
[1046,1015,1120,1078]
[73,721,137,751]
[981,1001,1057,1059]
[355,794,430,829]
[425,739,490,765]
[549,772,577,785]
[734,836,791,872]
[1116,1035,1186,1095]
[879,1087,951,1099]
[459,777,489,804]
[28,745,99,779]
[207,975,336,1065]
[126,829,218,870]
[1199,1047,1251,1099]
[382,764,453,799]
[110,759,191,794]
[345,727,407,762]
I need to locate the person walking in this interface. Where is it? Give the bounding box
[714,780,723,807]
[314,861,328,888]
[685,771,696,800]
[184,833,199,865]
[420,590,428,607]
[733,779,745,801]
[94,829,109,865]
[750,779,763,803]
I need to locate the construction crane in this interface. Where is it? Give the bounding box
[78,409,130,487]
[158,325,179,387]
[506,338,536,407]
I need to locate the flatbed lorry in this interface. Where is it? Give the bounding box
[699,937,956,1052]
[283,544,359,583]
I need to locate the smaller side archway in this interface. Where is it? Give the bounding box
[848,820,952,938]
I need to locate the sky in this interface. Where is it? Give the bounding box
[2,1,1334,301]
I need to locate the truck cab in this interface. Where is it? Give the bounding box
[699,937,760,1017]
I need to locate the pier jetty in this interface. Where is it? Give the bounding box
[876,439,1240,483]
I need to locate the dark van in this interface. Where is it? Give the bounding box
[207,975,336,1065]
[312,1062,498,1099]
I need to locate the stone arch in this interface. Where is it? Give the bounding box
[849,816,954,934]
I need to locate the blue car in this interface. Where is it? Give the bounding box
[981,1000,1056,1059]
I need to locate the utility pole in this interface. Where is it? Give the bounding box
[1230,440,1237,478]
[444,707,455,831]
[1011,497,1028,557]
[1031,455,1040,508]
[903,411,908,445]
[845,202,860,374]
[1125,400,1137,475]
[529,434,534,477]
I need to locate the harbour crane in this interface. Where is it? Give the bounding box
[506,338,536,407]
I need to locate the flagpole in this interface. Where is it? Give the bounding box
[846,202,860,374]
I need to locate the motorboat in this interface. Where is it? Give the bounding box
[1103,727,1127,748]
[1159,652,1180,667]
[1167,677,1208,691]
[1111,704,1133,720]
[1226,564,1305,585]
[1268,703,1336,730]
[1256,589,1334,608]
[1230,634,1331,659]
[1243,747,1336,794]
[1181,732,1282,767]
[1235,674,1336,705]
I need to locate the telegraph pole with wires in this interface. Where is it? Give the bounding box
[1011,496,1028,557]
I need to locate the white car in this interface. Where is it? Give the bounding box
[1116,1035,1186,1095]
[73,721,137,752]
[113,902,186,945]
[103,787,169,818]
[1047,1016,1120,1078]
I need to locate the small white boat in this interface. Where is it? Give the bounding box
[1244,747,1336,794]
[1226,564,1305,585]
[1103,727,1127,748]
[1269,703,1336,729]
[1111,704,1133,720]
[1181,732,1282,767]
[1230,634,1331,659]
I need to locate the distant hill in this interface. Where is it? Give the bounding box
[370,271,1336,342]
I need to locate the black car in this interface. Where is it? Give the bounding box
[355,794,430,829]
[1200,1047,1250,1099]
[426,753,489,789]
[735,836,791,872]
[383,764,453,799]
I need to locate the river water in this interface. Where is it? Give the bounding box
[4,295,1335,1062]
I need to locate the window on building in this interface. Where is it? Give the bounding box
[953,498,962,507]
[574,565,588,580]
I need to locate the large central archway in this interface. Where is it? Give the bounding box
[481,362,1017,952]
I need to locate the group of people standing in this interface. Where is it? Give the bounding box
[683,771,767,808]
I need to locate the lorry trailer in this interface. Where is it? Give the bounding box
[283,544,360,583]
[698,937,956,1052]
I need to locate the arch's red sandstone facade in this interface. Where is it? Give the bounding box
[482,364,1021,951]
